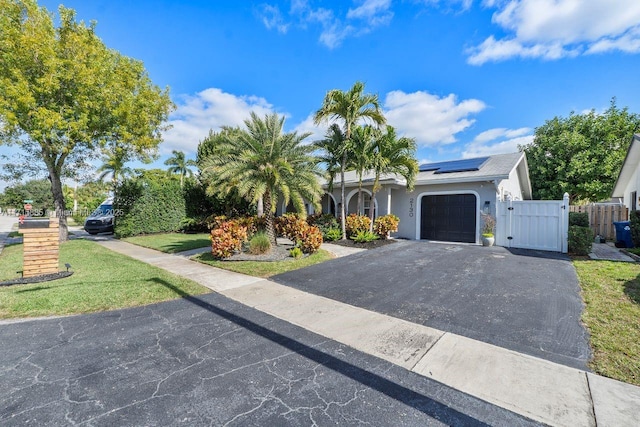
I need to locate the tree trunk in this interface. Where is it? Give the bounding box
[369,190,377,232]
[257,197,264,217]
[264,189,277,246]
[357,177,363,215]
[340,155,347,240]
[46,166,69,242]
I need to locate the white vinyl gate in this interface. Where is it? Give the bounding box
[496,193,569,253]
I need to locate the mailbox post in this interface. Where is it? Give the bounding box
[19,217,60,278]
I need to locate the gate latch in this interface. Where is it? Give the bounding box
[507,236,513,240]
[507,207,514,211]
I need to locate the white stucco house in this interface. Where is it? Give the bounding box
[279,152,533,245]
[611,134,640,210]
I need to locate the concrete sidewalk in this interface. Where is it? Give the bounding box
[0,214,18,255]
[95,239,640,426]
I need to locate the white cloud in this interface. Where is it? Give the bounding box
[161,88,276,155]
[469,0,640,64]
[384,90,486,146]
[347,0,394,27]
[292,113,328,144]
[462,127,533,158]
[258,4,289,34]
[417,0,473,12]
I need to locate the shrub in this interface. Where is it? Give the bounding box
[249,232,271,254]
[308,214,339,238]
[206,215,228,231]
[568,225,593,255]
[289,247,303,258]
[275,213,307,239]
[324,227,342,241]
[481,214,496,236]
[295,225,323,254]
[373,214,399,239]
[210,219,248,259]
[351,230,380,243]
[569,212,589,227]
[345,214,371,238]
[630,210,640,247]
[179,217,207,233]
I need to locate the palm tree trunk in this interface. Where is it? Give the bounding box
[264,189,277,246]
[357,177,363,215]
[340,155,347,240]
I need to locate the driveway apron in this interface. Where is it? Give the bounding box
[271,240,592,369]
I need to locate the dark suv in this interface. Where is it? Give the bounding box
[84,199,115,235]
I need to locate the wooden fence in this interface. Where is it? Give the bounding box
[569,204,628,241]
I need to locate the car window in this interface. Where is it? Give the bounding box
[91,204,113,217]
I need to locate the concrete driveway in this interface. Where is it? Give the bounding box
[272,240,591,369]
[0,292,538,426]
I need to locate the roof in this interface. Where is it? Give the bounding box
[611,134,640,198]
[324,152,532,198]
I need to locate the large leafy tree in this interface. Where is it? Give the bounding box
[165,150,196,188]
[0,179,54,212]
[523,99,640,202]
[201,112,323,244]
[368,125,418,230]
[314,81,386,239]
[0,0,173,240]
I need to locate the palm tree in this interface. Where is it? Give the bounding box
[201,112,323,245]
[368,125,419,231]
[97,148,133,196]
[165,150,197,187]
[350,125,376,214]
[313,123,346,208]
[313,81,386,239]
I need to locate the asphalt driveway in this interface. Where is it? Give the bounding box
[0,291,539,426]
[272,240,591,369]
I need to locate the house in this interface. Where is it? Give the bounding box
[280,152,533,245]
[611,134,640,210]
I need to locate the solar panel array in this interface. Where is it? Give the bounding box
[419,157,489,174]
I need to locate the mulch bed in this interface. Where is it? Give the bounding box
[0,271,74,287]
[225,243,299,262]
[327,238,398,250]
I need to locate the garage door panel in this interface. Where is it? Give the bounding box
[421,194,477,243]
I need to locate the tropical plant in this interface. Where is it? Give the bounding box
[373,214,400,239]
[314,81,386,239]
[350,125,376,213]
[200,112,323,245]
[350,230,379,243]
[97,147,134,195]
[289,247,303,258]
[368,125,418,231]
[249,232,271,255]
[324,228,342,241]
[345,214,372,238]
[165,150,197,187]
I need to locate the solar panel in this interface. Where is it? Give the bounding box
[419,157,489,174]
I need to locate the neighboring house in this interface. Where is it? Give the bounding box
[611,134,640,210]
[278,152,532,245]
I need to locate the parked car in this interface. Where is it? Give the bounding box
[84,199,115,235]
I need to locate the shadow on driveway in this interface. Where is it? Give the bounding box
[271,240,592,370]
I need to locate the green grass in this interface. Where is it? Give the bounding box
[0,240,209,319]
[123,232,211,253]
[573,259,640,386]
[193,249,334,278]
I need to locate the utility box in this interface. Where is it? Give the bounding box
[19,217,60,277]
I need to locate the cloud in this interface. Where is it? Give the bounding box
[292,113,328,144]
[462,127,533,158]
[468,0,640,64]
[383,90,486,146]
[161,88,276,155]
[259,0,394,49]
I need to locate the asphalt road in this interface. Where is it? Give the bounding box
[272,240,592,369]
[0,291,539,426]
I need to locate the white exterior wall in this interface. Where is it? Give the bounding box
[497,167,524,201]
[622,162,640,210]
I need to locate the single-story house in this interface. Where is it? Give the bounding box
[611,134,640,210]
[278,152,533,245]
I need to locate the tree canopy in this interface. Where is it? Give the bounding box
[522,99,640,202]
[0,0,173,239]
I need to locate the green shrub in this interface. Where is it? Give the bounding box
[249,232,271,255]
[630,210,640,247]
[289,247,303,258]
[345,214,371,238]
[308,214,339,238]
[179,217,207,233]
[350,230,380,243]
[568,225,593,255]
[569,212,589,227]
[324,227,342,241]
[373,214,399,239]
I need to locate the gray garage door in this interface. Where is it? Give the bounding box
[421,194,477,243]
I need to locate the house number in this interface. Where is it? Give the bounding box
[409,198,414,217]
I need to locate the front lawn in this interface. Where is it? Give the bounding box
[123,232,211,253]
[193,249,333,278]
[573,259,640,386]
[0,240,209,319]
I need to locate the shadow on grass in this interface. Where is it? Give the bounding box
[150,277,506,426]
[625,275,640,304]
[15,286,51,293]
[164,239,211,253]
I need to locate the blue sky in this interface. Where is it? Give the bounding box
[2,0,640,191]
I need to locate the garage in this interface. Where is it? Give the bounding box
[420,194,477,243]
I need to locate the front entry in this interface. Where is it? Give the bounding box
[420,194,477,243]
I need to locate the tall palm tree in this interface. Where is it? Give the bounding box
[368,125,419,231]
[313,123,346,209]
[350,125,376,214]
[313,81,386,239]
[201,112,323,245]
[97,148,133,196]
[165,150,197,187]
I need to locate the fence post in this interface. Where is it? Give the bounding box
[562,193,569,253]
